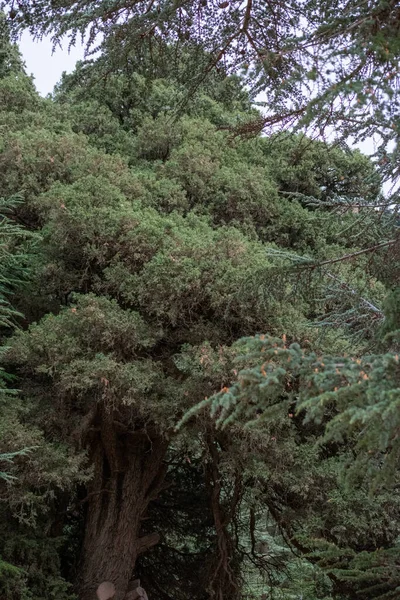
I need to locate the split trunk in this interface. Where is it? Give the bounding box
[78,409,168,600]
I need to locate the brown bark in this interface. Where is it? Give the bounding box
[79,407,168,600]
[205,434,241,600]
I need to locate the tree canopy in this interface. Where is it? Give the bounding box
[3,0,400,189]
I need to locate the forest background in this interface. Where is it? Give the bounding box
[0,2,399,600]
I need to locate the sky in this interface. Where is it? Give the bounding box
[20,32,86,96]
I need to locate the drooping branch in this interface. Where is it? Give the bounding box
[325,271,383,317]
[302,238,397,269]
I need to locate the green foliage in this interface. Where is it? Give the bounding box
[4,0,400,186]
[381,287,400,345]
[185,329,400,598]
[0,558,27,600]
[0,21,399,600]
[192,333,400,482]
[0,24,38,327]
[0,389,86,599]
[0,197,27,327]
[0,448,33,482]
[261,134,381,204]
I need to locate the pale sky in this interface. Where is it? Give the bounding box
[20,32,86,96]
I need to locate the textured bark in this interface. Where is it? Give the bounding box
[79,407,168,600]
[205,435,241,600]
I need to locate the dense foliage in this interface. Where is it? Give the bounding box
[3,0,400,189]
[0,11,399,600]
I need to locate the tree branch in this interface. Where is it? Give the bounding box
[301,239,397,269]
[136,531,160,555]
[242,0,253,33]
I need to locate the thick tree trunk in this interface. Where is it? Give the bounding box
[79,409,168,600]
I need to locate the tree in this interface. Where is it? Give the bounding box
[183,312,400,598]
[0,25,399,600]
[0,22,90,600]
[0,17,36,479]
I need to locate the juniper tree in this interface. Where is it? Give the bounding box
[0,22,398,600]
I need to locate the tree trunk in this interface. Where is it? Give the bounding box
[79,408,168,600]
[205,434,242,600]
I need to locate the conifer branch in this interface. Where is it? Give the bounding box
[301,239,397,269]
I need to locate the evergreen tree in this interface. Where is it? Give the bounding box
[0,24,398,600]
